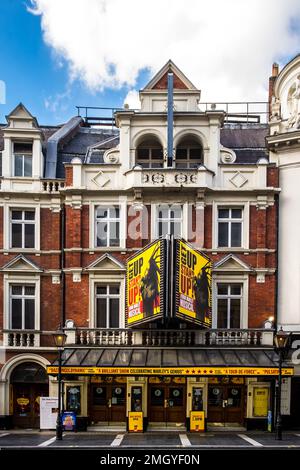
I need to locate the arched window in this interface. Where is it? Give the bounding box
[175,136,203,168]
[11,362,48,383]
[136,137,163,168]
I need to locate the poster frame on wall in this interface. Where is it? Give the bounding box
[174,238,212,328]
[126,238,166,327]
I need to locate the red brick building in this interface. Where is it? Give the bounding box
[0,61,290,431]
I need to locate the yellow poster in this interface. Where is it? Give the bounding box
[176,240,212,327]
[190,411,205,432]
[126,240,163,326]
[253,387,269,417]
[128,412,143,432]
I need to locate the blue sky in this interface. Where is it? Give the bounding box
[1,0,300,126]
[0,1,149,125]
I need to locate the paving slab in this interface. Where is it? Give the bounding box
[122,432,181,447]
[188,433,252,447]
[0,433,55,447]
[48,433,118,447]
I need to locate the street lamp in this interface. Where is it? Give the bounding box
[274,327,290,440]
[53,330,67,440]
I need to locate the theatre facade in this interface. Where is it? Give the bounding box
[0,59,298,431]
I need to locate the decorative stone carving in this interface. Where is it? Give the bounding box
[152,173,165,184]
[142,173,149,183]
[287,74,300,129]
[220,149,236,164]
[190,174,197,183]
[175,173,187,184]
[104,148,120,164]
[270,96,281,122]
[229,171,248,188]
[92,171,111,188]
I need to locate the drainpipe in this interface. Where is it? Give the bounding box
[60,204,66,329]
[167,72,174,167]
[275,192,279,332]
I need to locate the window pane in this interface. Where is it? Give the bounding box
[11,285,22,295]
[96,298,107,328]
[230,285,241,295]
[158,221,168,237]
[170,207,182,218]
[25,299,35,329]
[230,299,241,328]
[109,298,119,328]
[25,211,35,220]
[137,148,149,159]
[176,148,187,159]
[231,209,242,219]
[14,155,23,176]
[152,148,163,159]
[109,221,120,246]
[25,285,35,296]
[96,207,108,218]
[110,207,120,219]
[217,299,228,328]
[96,286,107,295]
[25,224,35,248]
[11,223,22,247]
[110,285,120,295]
[24,156,32,177]
[11,299,22,329]
[217,284,228,295]
[190,148,201,158]
[11,210,22,220]
[231,222,242,247]
[218,222,228,247]
[218,209,229,219]
[170,221,181,238]
[14,142,32,153]
[158,207,168,218]
[96,222,107,247]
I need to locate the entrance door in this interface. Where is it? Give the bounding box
[90,383,126,424]
[13,383,48,428]
[148,382,186,423]
[207,384,244,425]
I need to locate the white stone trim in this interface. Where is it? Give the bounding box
[3,273,41,331]
[3,203,40,251]
[88,273,126,328]
[0,354,50,415]
[212,274,249,329]
[212,201,249,250]
[89,197,127,250]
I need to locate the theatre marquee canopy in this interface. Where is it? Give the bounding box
[47,348,293,377]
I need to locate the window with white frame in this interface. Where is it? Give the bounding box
[95,284,120,328]
[217,207,243,248]
[157,205,182,238]
[95,206,120,247]
[13,142,33,177]
[10,284,35,329]
[10,209,35,248]
[216,283,242,328]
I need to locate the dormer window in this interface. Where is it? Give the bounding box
[136,138,163,168]
[13,142,32,177]
[175,136,203,168]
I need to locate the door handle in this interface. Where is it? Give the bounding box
[164,399,169,408]
[108,399,112,408]
[222,400,228,408]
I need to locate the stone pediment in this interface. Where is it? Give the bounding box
[1,255,43,273]
[85,254,125,271]
[213,254,252,273]
[6,102,38,128]
[143,60,198,91]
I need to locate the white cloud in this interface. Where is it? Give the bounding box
[123,89,141,109]
[28,0,300,102]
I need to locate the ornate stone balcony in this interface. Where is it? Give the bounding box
[3,330,40,347]
[65,327,274,347]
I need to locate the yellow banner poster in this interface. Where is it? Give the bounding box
[47,366,294,376]
[253,387,269,417]
[176,239,212,327]
[126,240,164,326]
